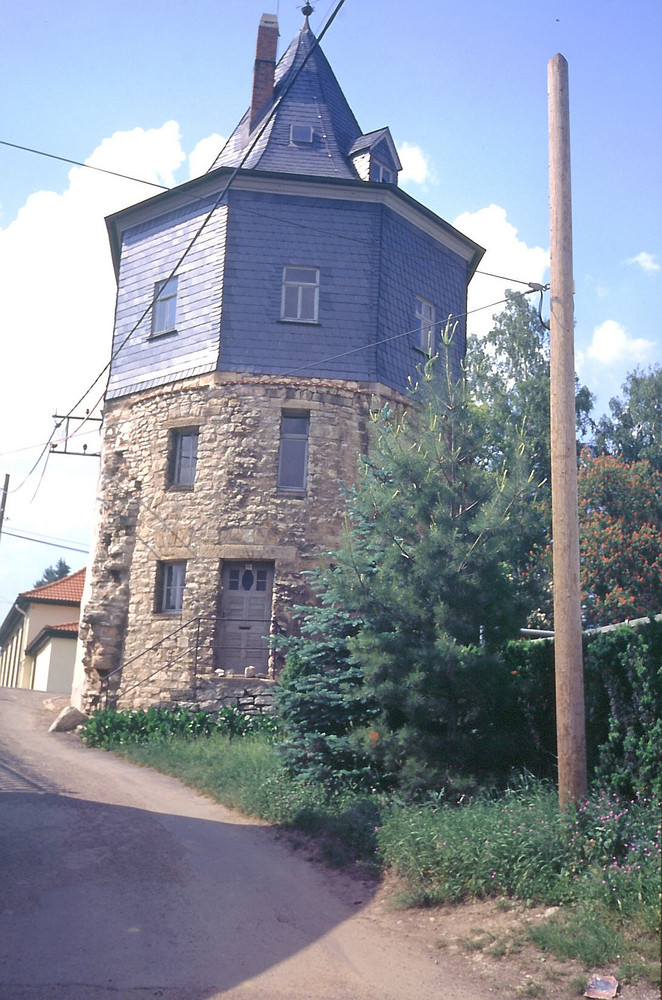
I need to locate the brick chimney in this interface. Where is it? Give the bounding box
[250,14,279,132]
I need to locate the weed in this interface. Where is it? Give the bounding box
[487,938,509,958]
[529,909,624,967]
[618,956,660,985]
[518,981,545,998]
[459,932,494,953]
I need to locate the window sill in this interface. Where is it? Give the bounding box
[166,484,195,492]
[276,488,307,499]
[277,318,321,326]
[153,610,184,618]
[148,328,178,341]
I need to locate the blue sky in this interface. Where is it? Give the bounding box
[0,0,660,615]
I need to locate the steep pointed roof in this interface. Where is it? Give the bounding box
[213,18,363,179]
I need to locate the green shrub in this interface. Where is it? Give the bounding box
[80,704,279,749]
[505,619,662,797]
[274,590,379,793]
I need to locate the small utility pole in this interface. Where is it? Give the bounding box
[548,53,587,809]
[0,474,9,545]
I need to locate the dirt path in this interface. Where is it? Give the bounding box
[0,689,490,1000]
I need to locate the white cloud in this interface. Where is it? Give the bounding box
[397,142,432,185]
[452,204,549,338]
[624,251,659,274]
[584,319,654,367]
[0,122,190,610]
[189,134,226,179]
[87,120,185,189]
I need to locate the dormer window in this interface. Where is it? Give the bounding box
[290,125,314,145]
[372,162,395,184]
[349,128,402,186]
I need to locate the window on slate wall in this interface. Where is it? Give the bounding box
[168,428,199,487]
[281,266,319,322]
[371,161,395,183]
[277,411,310,491]
[152,276,178,335]
[156,561,187,613]
[415,296,436,354]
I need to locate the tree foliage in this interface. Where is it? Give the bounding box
[280,335,539,795]
[592,365,662,471]
[467,290,593,486]
[467,292,594,627]
[33,558,70,588]
[578,451,662,626]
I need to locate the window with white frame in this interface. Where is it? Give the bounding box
[415,296,436,354]
[372,161,395,183]
[157,561,187,613]
[281,266,319,323]
[277,411,310,491]
[168,428,199,487]
[152,276,178,336]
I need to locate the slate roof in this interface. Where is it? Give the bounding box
[212,18,363,179]
[19,568,86,605]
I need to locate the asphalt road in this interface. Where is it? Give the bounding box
[0,689,486,1000]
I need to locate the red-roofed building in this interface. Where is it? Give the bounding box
[0,569,85,692]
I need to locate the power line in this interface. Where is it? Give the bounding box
[0,139,170,192]
[1,138,538,291]
[2,530,89,554]
[1,134,538,293]
[227,202,536,288]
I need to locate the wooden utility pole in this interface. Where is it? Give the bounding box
[548,54,587,809]
[0,474,9,545]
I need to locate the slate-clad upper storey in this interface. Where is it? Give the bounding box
[106,195,227,399]
[105,169,482,398]
[212,20,363,179]
[103,12,484,400]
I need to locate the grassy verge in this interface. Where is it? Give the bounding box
[105,732,659,989]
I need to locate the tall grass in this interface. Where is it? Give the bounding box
[377,781,571,905]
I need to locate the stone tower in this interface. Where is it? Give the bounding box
[72,10,483,712]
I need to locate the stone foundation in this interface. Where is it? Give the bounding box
[75,371,406,712]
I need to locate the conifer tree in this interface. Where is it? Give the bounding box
[280,331,539,795]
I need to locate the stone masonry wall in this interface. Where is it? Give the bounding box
[78,371,407,711]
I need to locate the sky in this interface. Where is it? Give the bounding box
[0,0,660,618]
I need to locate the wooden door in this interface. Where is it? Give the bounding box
[217,562,274,675]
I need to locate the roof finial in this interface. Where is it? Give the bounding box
[301,2,314,23]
